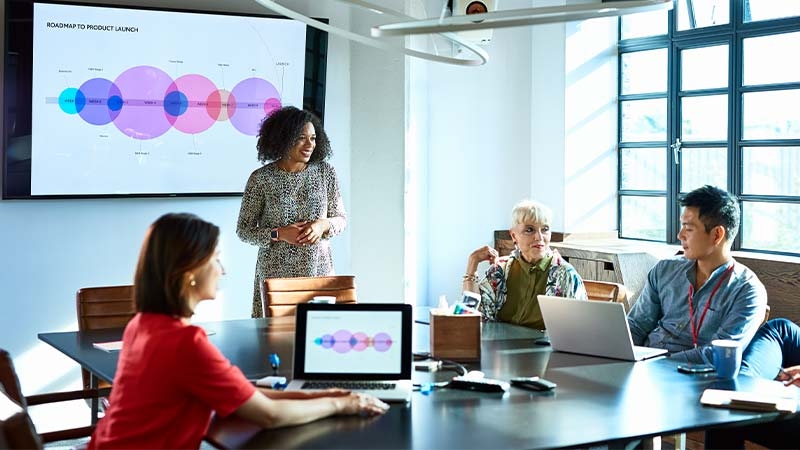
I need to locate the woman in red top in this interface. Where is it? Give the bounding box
[89,213,388,449]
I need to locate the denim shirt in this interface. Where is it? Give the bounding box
[627,256,768,364]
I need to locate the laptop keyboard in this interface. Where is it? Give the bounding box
[301,381,397,390]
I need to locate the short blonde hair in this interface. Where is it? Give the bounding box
[511,200,552,227]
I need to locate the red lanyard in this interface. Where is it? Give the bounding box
[687,264,735,347]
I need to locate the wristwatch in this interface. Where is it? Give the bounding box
[270,228,279,241]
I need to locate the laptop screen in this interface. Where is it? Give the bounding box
[293,303,413,380]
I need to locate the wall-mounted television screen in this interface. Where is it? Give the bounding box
[3,0,328,199]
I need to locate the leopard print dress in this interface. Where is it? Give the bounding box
[236,161,346,317]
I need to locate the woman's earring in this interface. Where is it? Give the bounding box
[189,276,196,287]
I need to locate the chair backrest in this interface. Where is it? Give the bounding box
[76,285,135,390]
[261,276,357,317]
[1,348,98,445]
[0,388,42,450]
[76,285,136,331]
[583,280,628,310]
[0,350,27,410]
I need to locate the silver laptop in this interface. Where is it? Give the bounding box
[538,295,667,361]
[285,302,413,402]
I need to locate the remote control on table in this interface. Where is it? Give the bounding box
[509,376,557,391]
[448,376,510,393]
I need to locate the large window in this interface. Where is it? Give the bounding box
[618,0,800,255]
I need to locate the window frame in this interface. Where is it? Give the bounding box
[617,1,800,256]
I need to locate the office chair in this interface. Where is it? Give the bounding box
[75,285,135,392]
[0,348,106,447]
[261,275,357,317]
[583,280,629,311]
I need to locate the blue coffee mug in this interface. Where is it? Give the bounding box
[712,339,742,379]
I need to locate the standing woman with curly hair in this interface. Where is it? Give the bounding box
[237,106,346,318]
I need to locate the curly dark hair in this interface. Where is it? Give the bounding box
[680,185,740,243]
[255,106,331,163]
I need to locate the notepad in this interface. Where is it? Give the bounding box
[700,389,798,413]
[92,341,123,352]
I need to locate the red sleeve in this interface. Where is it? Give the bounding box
[181,327,256,418]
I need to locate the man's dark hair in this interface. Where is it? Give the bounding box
[134,213,219,317]
[255,106,331,163]
[680,185,740,242]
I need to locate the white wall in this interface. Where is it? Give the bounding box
[423,22,535,305]
[564,18,619,233]
[422,10,619,304]
[349,0,407,304]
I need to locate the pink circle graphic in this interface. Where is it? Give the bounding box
[332,330,353,354]
[207,89,234,121]
[113,65,174,140]
[226,91,238,120]
[165,74,217,134]
[264,97,282,117]
[351,332,369,352]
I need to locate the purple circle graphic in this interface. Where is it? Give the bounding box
[77,78,122,125]
[332,330,352,354]
[373,333,393,352]
[166,74,217,134]
[113,66,174,140]
[319,334,335,349]
[229,78,280,136]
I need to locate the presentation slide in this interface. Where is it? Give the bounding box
[30,2,306,195]
[304,311,403,374]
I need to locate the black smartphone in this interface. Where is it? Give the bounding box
[676,363,715,374]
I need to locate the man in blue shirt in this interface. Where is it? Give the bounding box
[627,185,768,364]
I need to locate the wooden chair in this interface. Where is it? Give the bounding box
[583,279,628,310]
[261,276,357,317]
[76,285,135,392]
[0,388,41,450]
[0,348,106,447]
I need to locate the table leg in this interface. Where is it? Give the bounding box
[90,372,99,424]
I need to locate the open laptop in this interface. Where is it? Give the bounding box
[284,302,413,402]
[538,295,668,361]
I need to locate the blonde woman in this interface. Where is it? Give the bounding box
[463,200,587,330]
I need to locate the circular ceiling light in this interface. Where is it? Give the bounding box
[253,0,490,66]
[372,0,674,37]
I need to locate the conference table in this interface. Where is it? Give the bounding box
[39,312,797,449]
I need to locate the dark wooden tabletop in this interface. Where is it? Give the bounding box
[39,315,795,449]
